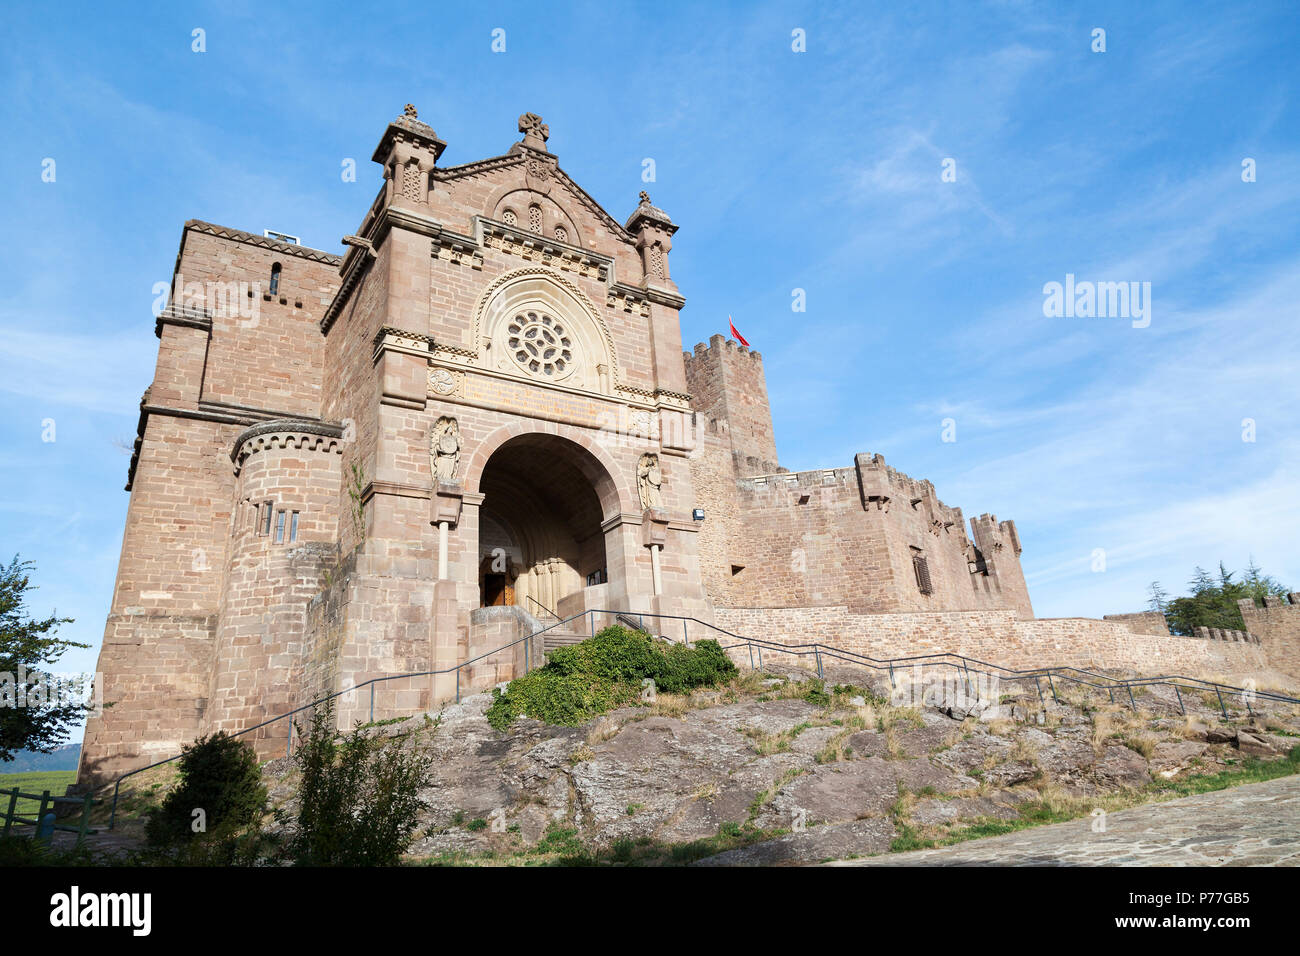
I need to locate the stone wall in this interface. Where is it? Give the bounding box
[1102,611,1171,635]
[683,332,1033,619]
[688,437,1034,616]
[713,606,1290,689]
[1238,595,1300,683]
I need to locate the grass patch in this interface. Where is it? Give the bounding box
[0,771,77,820]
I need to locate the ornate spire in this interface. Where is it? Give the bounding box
[625,191,675,232]
[371,103,446,165]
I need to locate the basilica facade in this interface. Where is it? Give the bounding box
[78,108,1033,781]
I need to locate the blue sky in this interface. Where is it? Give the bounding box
[2,2,1298,742]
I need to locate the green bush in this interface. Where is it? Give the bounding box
[144,732,267,847]
[486,626,737,731]
[285,701,434,866]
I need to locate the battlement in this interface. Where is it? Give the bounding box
[684,332,765,365]
[1239,593,1300,610]
[683,332,778,467]
[1236,595,1300,680]
[1192,626,1259,644]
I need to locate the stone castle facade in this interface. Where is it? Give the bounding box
[77,108,1286,783]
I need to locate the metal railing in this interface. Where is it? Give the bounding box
[2,787,98,845]
[97,606,1300,829]
[525,595,561,623]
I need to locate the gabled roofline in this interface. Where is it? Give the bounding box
[433,153,633,243]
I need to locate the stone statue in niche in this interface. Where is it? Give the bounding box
[430,417,461,483]
[637,453,663,510]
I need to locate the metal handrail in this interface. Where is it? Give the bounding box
[96,605,1299,828]
[525,595,561,623]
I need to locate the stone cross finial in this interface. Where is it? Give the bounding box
[404,104,418,118]
[639,190,650,204]
[518,112,550,150]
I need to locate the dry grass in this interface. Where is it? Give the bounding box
[814,730,855,764]
[1177,715,1212,740]
[692,780,719,800]
[644,693,690,719]
[882,725,904,760]
[980,717,1016,738]
[742,723,811,756]
[1009,735,1041,765]
[568,745,595,765]
[1123,733,1158,759]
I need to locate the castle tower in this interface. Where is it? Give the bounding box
[683,333,779,473]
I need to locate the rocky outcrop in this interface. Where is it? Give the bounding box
[258,660,1300,865]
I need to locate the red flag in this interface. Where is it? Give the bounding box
[728,315,750,347]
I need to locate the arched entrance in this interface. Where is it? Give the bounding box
[475,434,616,615]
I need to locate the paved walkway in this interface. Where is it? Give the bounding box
[829,775,1300,866]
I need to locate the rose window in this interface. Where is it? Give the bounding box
[507,311,572,377]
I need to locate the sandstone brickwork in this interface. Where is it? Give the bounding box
[684,336,1032,618]
[1102,611,1171,635]
[713,607,1285,688]
[80,108,712,782]
[79,105,1278,786]
[1238,595,1300,682]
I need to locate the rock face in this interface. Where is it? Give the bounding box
[259,662,1300,864]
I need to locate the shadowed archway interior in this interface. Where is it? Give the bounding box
[476,434,612,613]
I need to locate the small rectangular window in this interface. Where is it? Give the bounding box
[913,554,933,595]
[274,510,286,543]
[262,501,273,536]
[289,511,299,543]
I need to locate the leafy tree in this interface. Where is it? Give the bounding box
[1151,559,1290,636]
[145,731,267,847]
[0,556,85,761]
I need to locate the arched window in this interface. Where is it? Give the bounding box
[269,262,281,295]
[528,204,542,234]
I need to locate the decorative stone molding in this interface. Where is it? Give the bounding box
[427,366,461,396]
[641,508,670,547]
[431,233,484,270]
[606,285,651,317]
[371,326,435,363]
[480,220,609,279]
[431,484,465,526]
[230,419,345,475]
[434,151,632,242]
[469,266,621,394]
[154,304,212,338]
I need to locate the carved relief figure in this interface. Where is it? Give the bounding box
[637,453,663,510]
[431,417,461,483]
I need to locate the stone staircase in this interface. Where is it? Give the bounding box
[542,630,589,652]
[541,615,659,652]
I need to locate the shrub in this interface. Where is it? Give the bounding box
[145,732,266,847]
[486,626,737,730]
[285,701,434,866]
